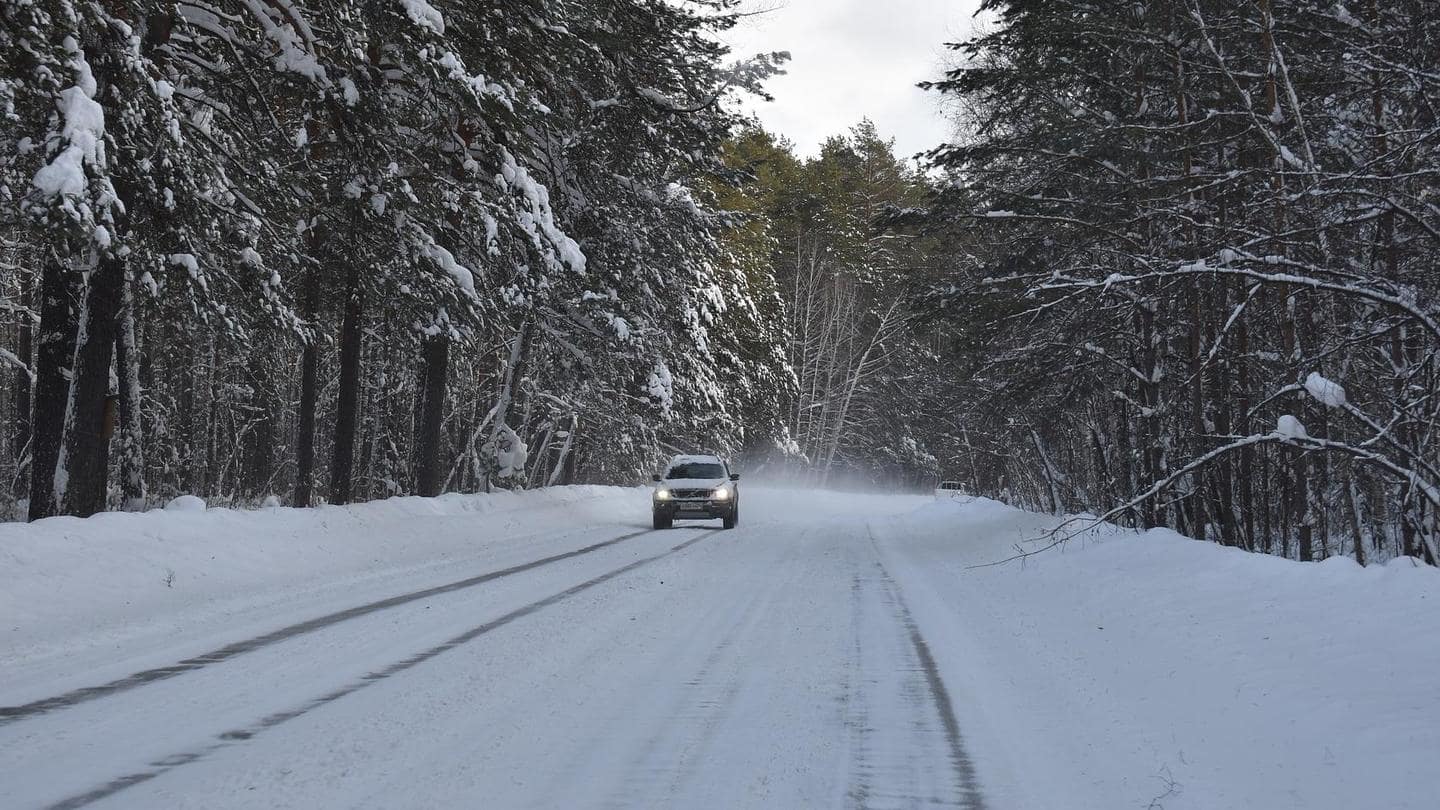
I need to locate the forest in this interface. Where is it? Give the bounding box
[2,0,1436,567]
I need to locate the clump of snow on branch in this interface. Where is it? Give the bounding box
[496,149,586,274]
[399,0,445,34]
[238,0,327,81]
[647,362,675,416]
[424,241,474,297]
[1304,372,1347,408]
[1275,415,1308,441]
[32,38,107,209]
[491,424,527,478]
[434,52,512,108]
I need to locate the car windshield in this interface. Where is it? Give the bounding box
[666,462,725,480]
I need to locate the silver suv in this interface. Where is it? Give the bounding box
[651,454,740,530]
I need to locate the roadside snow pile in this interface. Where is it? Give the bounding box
[877,498,1440,810]
[164,494,207,512]
[0,486,636,662]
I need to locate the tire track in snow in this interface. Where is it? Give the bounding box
[600,530,794,809]
[518,522,795,810]
[0,526,665,727]
[602,588,764,808]
[36,530,718,810]
[842,572,873,809]
[850,525,988,810]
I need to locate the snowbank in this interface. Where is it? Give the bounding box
[878,497,1440,810]
[0,486,636,663]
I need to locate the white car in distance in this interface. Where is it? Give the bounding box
[651,454,740,530]
[935,480,969,500]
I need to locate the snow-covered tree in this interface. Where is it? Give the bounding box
[0,0,792,517]
[915,0,1440,564]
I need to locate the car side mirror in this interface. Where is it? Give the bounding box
[652,474,662,482]
[729,473,740,481]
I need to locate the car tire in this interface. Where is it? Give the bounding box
[722,509,738,530]
[653,513,672,530]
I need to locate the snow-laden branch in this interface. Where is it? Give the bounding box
[1040,262,1440,343]
[975,427,1440,570]
[0,346,33,383]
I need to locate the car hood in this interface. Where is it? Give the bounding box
[657,478,727,490]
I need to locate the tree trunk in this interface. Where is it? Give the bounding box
[1088,425,1110,508]
[546,414,578,488]
[1236,306,1255,551]
[293,268,321,508]
[11,279,34,496]
[200,336,217,495]
[484,318,530,492]
[1187,280,1208,540]
[1114,397,1135,527]
[1347,477,1368,566]
[28,257,80,521]
[115,267,146,509]
[62,255,126,518]
[1136,299,1163,528]
[175,335,196,493]
[1294,459,1313,563]
[1031,429,1063,515]
[415,336,449,497]
[243,350,275,499]
[329,263,364,505]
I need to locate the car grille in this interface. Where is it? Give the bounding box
[671,488,711,499]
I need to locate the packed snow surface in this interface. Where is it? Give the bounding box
[1,488,1435,809]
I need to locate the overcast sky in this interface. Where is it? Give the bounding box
[719,1,982,161]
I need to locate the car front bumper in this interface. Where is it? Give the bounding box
[655,499,735,520]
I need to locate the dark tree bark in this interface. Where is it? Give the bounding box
[1294,449,1313,562]
[1236,309,1255,551]
[114,269,145,509]
[175,336,197,492]
[244,350,275,498]
[329,263,364,505]
[11,280,33,493]
[62,255,126,518]
[28,257,80,521]
[1135,298,1163,528]
[415,336,449,497]
[293,267,321,508]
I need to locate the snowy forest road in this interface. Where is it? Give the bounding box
[6,488,1434,810]
[1,490,989,810]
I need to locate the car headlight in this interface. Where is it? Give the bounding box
[654,489,671,501]
[711,487,730,501]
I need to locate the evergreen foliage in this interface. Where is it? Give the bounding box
[915,0,1440,564]
[0,0,789,514]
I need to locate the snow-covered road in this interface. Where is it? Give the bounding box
[3,487,1437,809]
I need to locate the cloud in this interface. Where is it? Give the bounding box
[722,0,980,159]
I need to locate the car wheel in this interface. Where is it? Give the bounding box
[722,509,737,530]
[653,513,672,530]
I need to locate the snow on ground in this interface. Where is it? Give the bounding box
[0,487,640,697]
[2,487,1436,809]
[879,496,1440,810]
